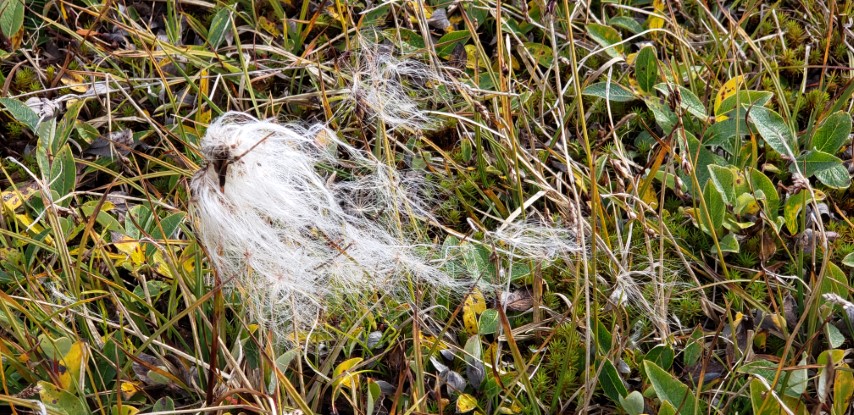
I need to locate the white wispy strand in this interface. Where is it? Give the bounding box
[347,41,439,131]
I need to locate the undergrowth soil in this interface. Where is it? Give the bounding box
[1,0,854,414]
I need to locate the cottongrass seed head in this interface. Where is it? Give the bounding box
[190,112,460,331]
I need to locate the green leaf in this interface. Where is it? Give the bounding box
[645,344,674,371]
[654,83,707,120]
[586,23,624,58]
[361,4,389,26]
[826,323,845,348]
[812,111,852,154]
[843,252,854,268]
[705,115,752,154]
[523,42,554,67]
[748,168,780,217]
[509,263,531,281]
[719,233,739,253]
[0,0,24,38]
[208,8,231,49]
[598,360,628,403]
[787,355,808,397]
[477,309,499,335]
[383,28,425,50]
[125,205,153,239]
[716,91,773,116]
[38,381,89,415]
[683,328,703,367]
[463,334,483,385]
[0,97,40,132]
[701,182,725,236]
[820,262,849,300]
[658,400,678,415]
[635,46,658,93]
[609,16,643,34]
[582,82,636,102]
[462,244,495,278]
[749,106,797,159]
[749,378,781,415]
[682,131,728,193]
[647,100,677,133]
[152,397,175,412]
[739,358,808,398]
[463,335,482,367]
[618,391,645,415]
[145,212,187,255]
[275,349,299,372]
[707,165,737,205]
[643,360,700,415]
[793,150,844,177]
[57,101,84,153]
[50,146,76,208]
[436,30,471,58]
[814,164,851,189]
[462,2,488,27]
[595,321,613,354]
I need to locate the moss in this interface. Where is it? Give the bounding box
[782,19,805,44]
[734,250,758,268]
[675,291,703,324]
[804,89,829,112]
[13,68,37,92]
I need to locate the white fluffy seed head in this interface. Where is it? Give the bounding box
[190,112,463,330]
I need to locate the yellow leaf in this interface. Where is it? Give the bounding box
[58,341,87,391]
[120,381,141,399]
[182,256,196,274]
[647,0,665,30]
[197,69,211,126]
[326,5,347,25]
[332,357,363,390]
[466,288,487,314]
[2,183,39,211]
[153,250,180,279]
[463,305,479,334]
[463,289,486,335]
[60,72,88,93]
[456,393,478,413]
[258,16,280,37]
[625,52,638,66]
[112,405,140,415]
[640,183,658,209]
[114,235,145,266]
[14,213,54,245]
[406,0,432,21]
[465,45,488,69]
[714,75,744,119]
